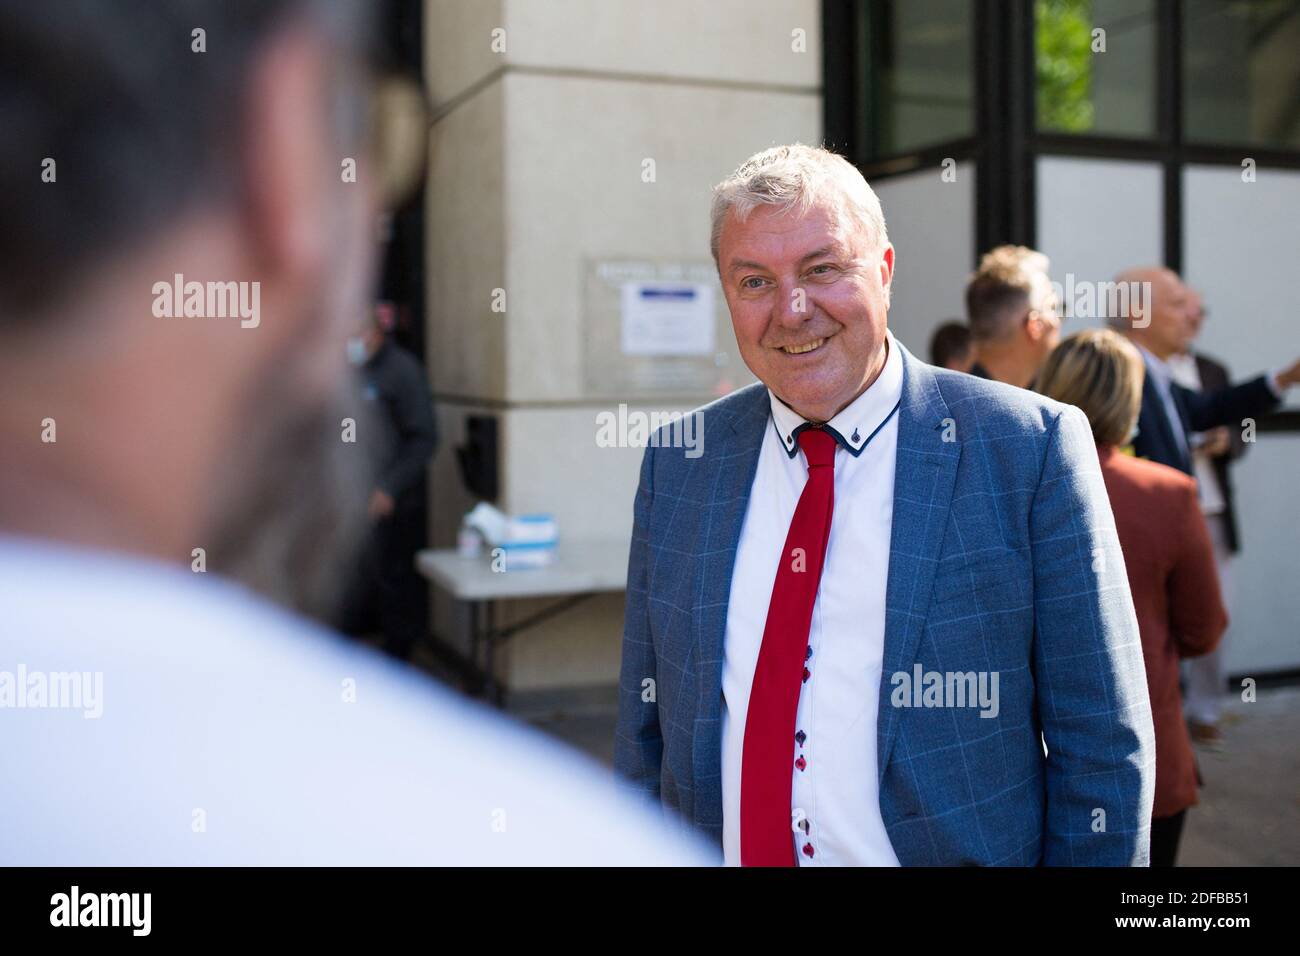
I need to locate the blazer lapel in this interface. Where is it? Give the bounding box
[694,383,768,722]
[877,348,961,783]
[692,383,767,807]
[1141,375,1190,472]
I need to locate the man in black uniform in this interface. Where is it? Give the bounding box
[339,303,438,660]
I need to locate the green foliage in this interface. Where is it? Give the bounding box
[1036,0,1095,132]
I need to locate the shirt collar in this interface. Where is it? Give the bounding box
[1136,343,1171,388]
[767,330,905,459]
[1165,351,1198,386]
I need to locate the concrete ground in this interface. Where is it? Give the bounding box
[525,684,1300,866]
[1177,684,1300,866]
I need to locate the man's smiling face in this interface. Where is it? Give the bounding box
[718,199,893,422]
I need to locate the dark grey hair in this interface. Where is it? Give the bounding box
[0,0,373,320]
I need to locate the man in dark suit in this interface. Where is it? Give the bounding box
[1114,269,1299,748]
[337,303,438,662]
[1111,267,1298,476]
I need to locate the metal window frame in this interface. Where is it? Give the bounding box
[823,0,1300,272]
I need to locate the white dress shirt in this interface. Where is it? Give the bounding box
[0,534,714,865]
[721,330,904,866]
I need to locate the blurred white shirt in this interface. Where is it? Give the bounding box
[0,534,715,866]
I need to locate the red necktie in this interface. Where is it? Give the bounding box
[740,427,837,866]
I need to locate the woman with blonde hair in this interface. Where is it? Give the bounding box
[1038,329,1227,866]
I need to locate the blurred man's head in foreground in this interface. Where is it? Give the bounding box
[0,0,379,615]
[712,144,894,423]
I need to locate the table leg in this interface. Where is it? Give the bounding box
[483,600,504,707]
[449,593,597,709]
[467,600,483,674]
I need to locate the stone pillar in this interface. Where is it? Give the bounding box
[423,0,821,699]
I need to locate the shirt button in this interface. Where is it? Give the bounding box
[795,755,807,771]
[795,730,807,746]
[802,843,815,859]
[799,817,811,834]
[802,667,810,683]
[805,646,813,661]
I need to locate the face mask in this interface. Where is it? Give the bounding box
[346,336,369,366]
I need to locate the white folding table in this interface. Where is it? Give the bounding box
[415,538,629,704]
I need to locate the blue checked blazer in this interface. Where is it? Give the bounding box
[614,341,1155,866]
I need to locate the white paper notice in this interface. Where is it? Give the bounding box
[620,282,715,356]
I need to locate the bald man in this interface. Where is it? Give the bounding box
[1110,267,1300,476]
